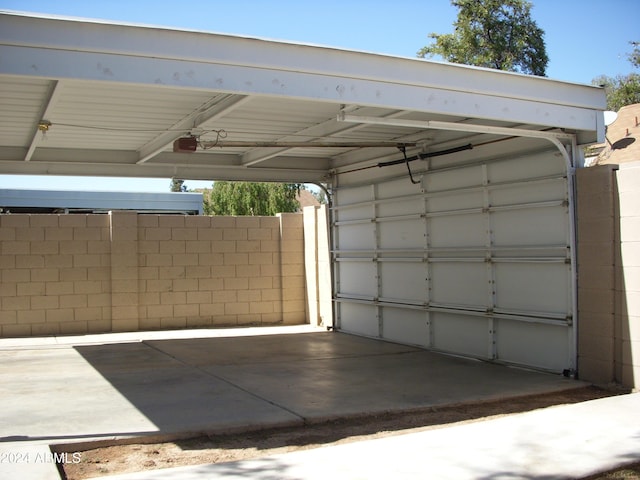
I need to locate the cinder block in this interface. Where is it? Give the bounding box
[158,216,185,228]
[619,191,640,217]
[16,255,45,269]
[145,253,173,266]
[260,264,280,277]
[158,266,185,280]
[224,253,248,265]
[198,278,224,291]
[2,269,30,283]
[144,228,172,241]
[197,228,223,241]
[210,216,236,229]
[59,240,87,255]
[31,323,60,336]
[236,217,261,229]
[282,311,306,324]
[146,304,173,318]
[111,305,139,320]
[60,294,88,309]
[280,251,303,265]
[45,281,74,296]
[223,228,248,241]
[260,312,283,325]
[17,282,45,296]
[224,277,248,290]
[87,293,111,308]
[261,289,281,302]
[146,279,174,292]
[210,265,236,279]
[186,240,211,253]
[31,295,59,310]
[1,215,30,227]
[236,240,261,253]
[138,240,159,254]
[17,309,45,324]
[110,266,139,281]
[45,308,75,323]
[200,303,225,316]
[45,254,72,268]
[280,240,304,253]
[260,217,279,228]
[0,254,15,269]
[577,242,614,267]
[110,227,138,242]
[59,321,88,335]
[282,299,305,314]
[577,218,615,244]
[282,264,305,277]
[160,291,186,305]
[30,215,59,227]
[616,165,640,193]
[139,317,162,330]
[619,315,640,342]
[174,304,199,317]
[578,265,614,290]
[160,317,186,329]
[172,254,199,266]
[225,302,249,315]
[187,291,212,304]
[278,213,303,229]
[2,324,32,337]
[172,278,198,292]
[87,319,111,333]
[212,290,236,303]
[185,216,211,228]
[578,288,615,314]
[109,211,138,228]
[59,215,87,228]
[621,338,640,366]
[60,268,88,282]
[139,266,159,280]
[248,228,273,241]
[73,227,104,241]
[0,282,16,297]
[186,266,212,278]
[73,254,103,268]
[236,290,255,303]
[2,241,29,255]
[250,301,274,314]
[30,242,60,255]
[578,355,615,384]
[578,332,614,362]
[45,227,73,241]
[0,229,16,245]
[236,265,261,278]
[110,279,139,293]
[139,292,160,305]
[74,307,103,322]
[111,292,138,306]
[172,228,197,241]
[87,268,110,281]
[576,165,616,194]
[249,252,273,265]
[112,318,139,332]
[138,215,159,228]
[16,227,44,242]
[87,215,109,227]
[159,240,186,254]
[0,310,17,325]
[211,240,236,253]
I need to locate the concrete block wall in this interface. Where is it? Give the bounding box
[616,163,640,388]
[576,163,640,390]
[0,211,308,337]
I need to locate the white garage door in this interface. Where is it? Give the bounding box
[333,149,574,373]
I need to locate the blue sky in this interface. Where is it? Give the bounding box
[1,0,638,192]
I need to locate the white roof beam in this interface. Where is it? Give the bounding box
[24,79,63,162]
[137,94,251,164]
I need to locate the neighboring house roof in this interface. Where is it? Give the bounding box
[593,103,640,165]
[296,189,321,210]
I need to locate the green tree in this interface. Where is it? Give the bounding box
[203,182,301,216]
[170,178,187,192]
[592,41,640,111]
[417,0,548,76]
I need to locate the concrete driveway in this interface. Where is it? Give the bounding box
[0,325,587,478]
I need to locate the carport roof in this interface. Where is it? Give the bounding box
[0,11,607,184]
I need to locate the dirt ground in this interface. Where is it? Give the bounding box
[62,386,636,480]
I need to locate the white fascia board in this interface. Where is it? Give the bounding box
[0,12,605,134]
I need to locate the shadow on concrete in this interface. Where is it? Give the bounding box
[70,331,587,446]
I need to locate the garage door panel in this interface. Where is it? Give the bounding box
[338,262,377,298]
[490,180,566,207]
[494,263,569,314]
[377,199,423,217]
[423,165,483,192]
[382,308,429,347]
[432,312,489,359]
[430,262,488,308]
[427,191,483,213]
[379,262,427,303]
[378,220,424,249]
[336,223,373,250]
[338,303,378,337]
[496,320,568,371]
[429,214,486,248]
[491,208,568,246]
[487,151,564,183]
